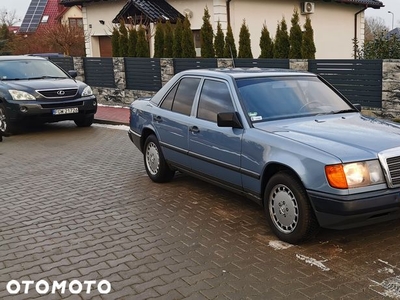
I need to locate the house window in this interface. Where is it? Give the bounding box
[69,18,83,28]
[41,15,49,23]
[192,30,201,48]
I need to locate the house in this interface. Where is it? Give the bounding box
[60,0,384,58]
[19,0,83,34]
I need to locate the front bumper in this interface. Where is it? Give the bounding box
[5,96,97,122]
[308,189,400,229]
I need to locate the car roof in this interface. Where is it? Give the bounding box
[0,55,47,61]
[177,68,316,79]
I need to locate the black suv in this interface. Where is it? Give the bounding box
[0,55,97,134]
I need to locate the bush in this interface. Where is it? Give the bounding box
[200,6,215,58]
[214,21,225,58]
[238,19,253,58]
[301,16,316,59]
[181,16,196,58]
[223,24,237,58]
[274,18,290,58]
[289,8,302,59]
[128,27,137,57]
[154,22,164,58]
[111,26,120,57]
[119,20,129,57]
[164,21,173,57]
[259,23,273,58]
[136,26,149,57]
[173,18,183,58]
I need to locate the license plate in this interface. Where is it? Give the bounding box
[52,108,79,115]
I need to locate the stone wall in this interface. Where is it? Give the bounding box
[71,58,400,119]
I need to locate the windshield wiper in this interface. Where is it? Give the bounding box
[27,76,66,80]
[331,109,357,114]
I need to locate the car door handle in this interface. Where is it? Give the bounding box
[153,115,162,122]
[189,126,200,133]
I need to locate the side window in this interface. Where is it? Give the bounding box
[197,80,235,122]
[161,84,177,110]
[171,77,201,116]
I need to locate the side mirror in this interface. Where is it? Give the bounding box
[68,70,78,78]
[353,103,362,112]
[217,112,243,129]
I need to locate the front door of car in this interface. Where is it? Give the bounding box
[153,77,201,169]
[188,79,243,189]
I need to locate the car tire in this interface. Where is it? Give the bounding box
[0,104,17,135]
[264,171,319,244]
[74,114,94,127]
[143,134,175,183]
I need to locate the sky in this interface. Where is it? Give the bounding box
[3,0,400,29]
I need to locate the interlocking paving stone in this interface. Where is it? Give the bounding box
[2,122,400,299]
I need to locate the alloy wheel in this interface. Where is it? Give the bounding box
[145,141,160,176]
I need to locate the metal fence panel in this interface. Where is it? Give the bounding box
[174,58,218,74]
[234,59,290,69]
[83,57,115,88]
[309,59,382,108]
[49,57,74,72]
[125,58,162,91]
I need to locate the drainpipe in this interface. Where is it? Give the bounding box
[354,6,367,58]
[226,0,231,28]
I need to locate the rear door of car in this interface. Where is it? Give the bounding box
[153,76,201,169]
[188,78,243,189]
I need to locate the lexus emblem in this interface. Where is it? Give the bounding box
[57,90,65,96]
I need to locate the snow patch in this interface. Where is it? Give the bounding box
[370,276,400,299]
[296,254,330,271]
[93,124,130,131]
[268,240,293,250]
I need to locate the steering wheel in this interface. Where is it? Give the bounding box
[299,101,322,112]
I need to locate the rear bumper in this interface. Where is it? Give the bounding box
[5,96,97,122]
[308,189,400,229]
[128,129,142,152]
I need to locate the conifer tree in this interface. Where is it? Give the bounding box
[301,16,316,59]
[173,18,183,58]
[214,21,225,58]
[181,16,196,58]
[128,27,137,57]
[163,21,174,57]
[273,18,290,58]
[153,22,164,58]
[289,8,303,59]
[111,26,120,57]
[259,23,273,58]
[223,24,237,58]
[119,20,129,57]
[200,6,215,58]
[136,26,150,57]
[238,19,252,58]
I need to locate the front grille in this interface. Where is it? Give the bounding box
[37,88,78,98]
[41,101,83,109]
[386,156,400,187]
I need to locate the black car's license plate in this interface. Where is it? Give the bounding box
[52,108,79,115]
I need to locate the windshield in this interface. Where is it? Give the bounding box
[236,76,354,122]
[0,59,69,80]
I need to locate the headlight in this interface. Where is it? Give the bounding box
[82,86,93,97]
[325,160,385,189]
[9,90,36,101]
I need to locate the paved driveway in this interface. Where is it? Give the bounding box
[1,122,400,299]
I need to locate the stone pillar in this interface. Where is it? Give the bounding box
[73,57,85,82]
[289,59,308,71]
[382,60,400,119]
[161,58,174,86]
[217,58,234,68]
[213,0,228,32]
[112,57,126,90]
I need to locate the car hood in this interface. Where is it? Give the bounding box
[253,113,400,162]
[2,78,81,91]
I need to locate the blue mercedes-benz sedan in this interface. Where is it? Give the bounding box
[128,68,400,244]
